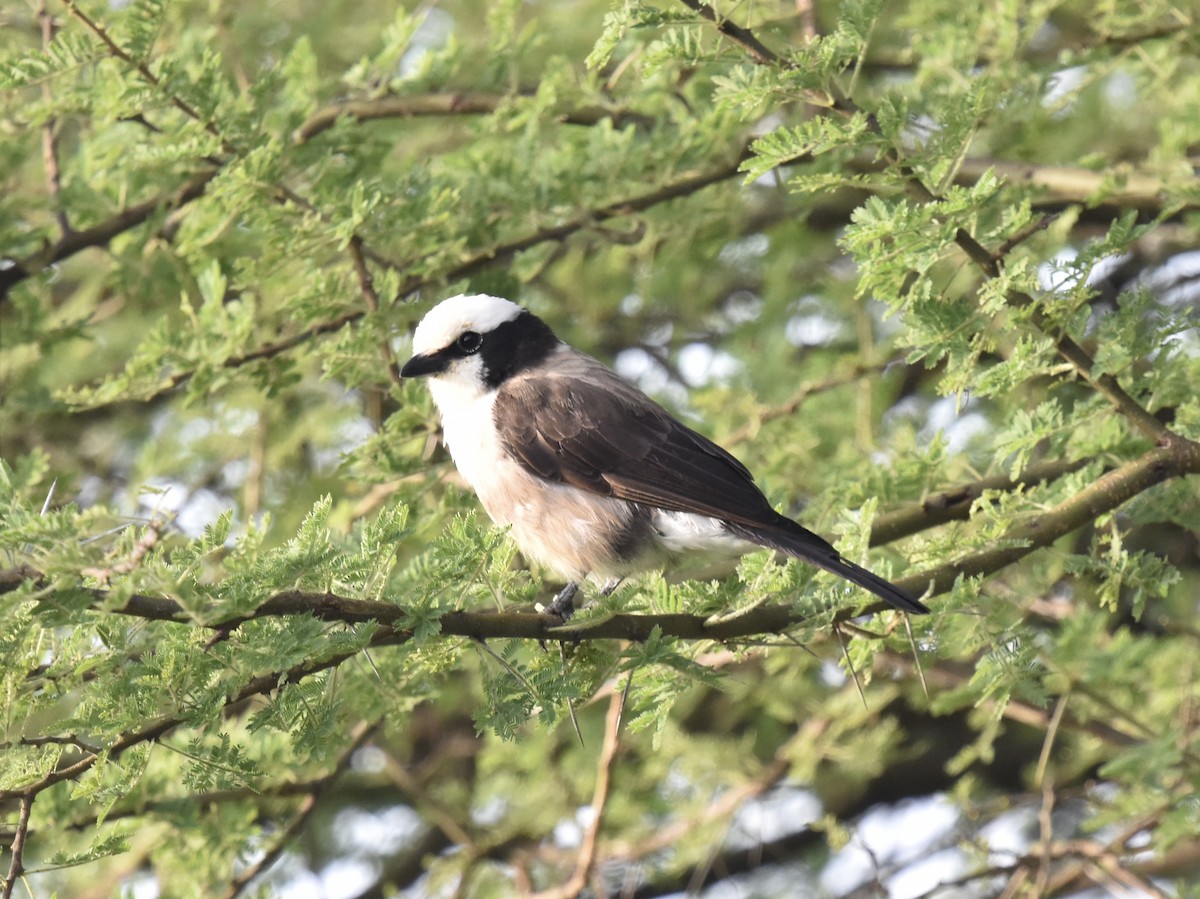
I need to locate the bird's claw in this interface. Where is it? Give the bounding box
[544,581,579,620]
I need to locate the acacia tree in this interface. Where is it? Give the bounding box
[2,0,1199,896]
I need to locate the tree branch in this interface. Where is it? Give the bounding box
[348,235,403,389]
[0,797,33,899]
[223,719,380,899]
[899,442,1199,599]
[4,438,1196,651]
[37,0,69,237]
[3,438,1193,824]
[867,457,1094,546]
[677,0,784,67]
[74,153,750,408]
[531,687,626,899]
[295,92,654,143]
[0,172,215,299]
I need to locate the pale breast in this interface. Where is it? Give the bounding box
[432,380,648,581]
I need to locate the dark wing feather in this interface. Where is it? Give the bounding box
[494,358,783,527]
[493,352,929,614]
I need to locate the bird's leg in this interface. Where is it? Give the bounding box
[545,581,579,619]
[600,577,623,596]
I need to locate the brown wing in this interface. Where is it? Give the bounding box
[492,350,929,614]
[492,353,780,528]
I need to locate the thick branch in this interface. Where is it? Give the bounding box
[895,443,1199,599]
[868,457,1093,546]
[845,155,1191,218]
[4,439,1196,647]
[951,158,1184,217]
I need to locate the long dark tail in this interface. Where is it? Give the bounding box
[728,517,929,614]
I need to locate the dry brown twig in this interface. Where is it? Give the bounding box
[529,678,630,899]
[1,797,33,899]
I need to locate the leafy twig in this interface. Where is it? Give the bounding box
[867,457,1093,546]
[71,153,750,409]
[676,0,1185,448]
[63,0,230,151]
[0,172,214,299]
[223,719,380,899]
[0,638,399,804]
[295,91,654,143]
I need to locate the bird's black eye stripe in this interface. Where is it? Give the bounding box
[456,330,483,354]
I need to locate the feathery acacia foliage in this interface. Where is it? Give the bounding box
[2,0,1199,896]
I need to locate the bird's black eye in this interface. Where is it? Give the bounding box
[456,331,483,354]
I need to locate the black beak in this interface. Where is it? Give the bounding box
[400,352,447,379]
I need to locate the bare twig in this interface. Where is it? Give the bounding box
[532,683,628,899]
[991,211,1058,260]
[722,362,893,446]
[0,733,100,755]
[876,652,1142,749]
[834,624,868,708]
[38,0,69,235]
[348,235,403,388]
[79,518,163,586]
[1,796,33,899]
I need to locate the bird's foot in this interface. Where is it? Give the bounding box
[543,581,579,620]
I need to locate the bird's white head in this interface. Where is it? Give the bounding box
[400,293,560,407]
[410,294,524,358]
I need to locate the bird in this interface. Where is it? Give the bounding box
[399,293,928,618]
